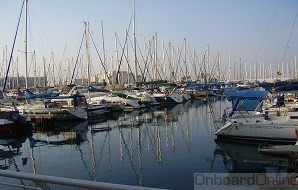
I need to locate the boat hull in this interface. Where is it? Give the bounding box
[23,108,87,121]
[216,121,298,143]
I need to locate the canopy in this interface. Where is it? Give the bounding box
[224,90,268,101]
[224,90,268,112]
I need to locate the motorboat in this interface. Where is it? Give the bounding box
[215,90,298,143]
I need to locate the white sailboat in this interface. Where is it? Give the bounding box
[79,22,108,119]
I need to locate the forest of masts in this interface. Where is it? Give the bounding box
[0,21,297,89]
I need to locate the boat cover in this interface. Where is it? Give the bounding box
[24,89,59,99]
[224,90,268,112]
[273,82,298,93]
[224,90,268,100]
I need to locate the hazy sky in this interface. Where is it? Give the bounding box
[0,0,297,80]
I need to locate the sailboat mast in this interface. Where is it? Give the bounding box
[207,45,209,82]
[101,20,107,83]
[295,56,297,79]
[43,57,46,87]
[33,51,36,87]
[133,0,138,86]
[25,0,28,89]
[84,22,91,87]
[154,33,157,81]
[228,53,231,81]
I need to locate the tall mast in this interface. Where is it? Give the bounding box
[16,57,19,87]
[154,33,157,81]
[228,53,231,81]
[101,20,106,81]
[84,22,91,87]
[217,52,220,81]
[239,58,242,80]
[33,50,36,87]
[183,38,188,80]
[25,0,28,89]
[133,0,138,86]
[43,57,46,87]
[114,33,118,85]
[126,30,130,84]
[294,56,297,79]
[168,42,172,82]
[206,45,209,82]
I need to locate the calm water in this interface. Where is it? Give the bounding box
[0,98,294,189]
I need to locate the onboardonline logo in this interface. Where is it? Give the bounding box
[194,173,298,190]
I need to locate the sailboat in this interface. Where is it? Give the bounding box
[0,0,32,138]
[15,0,88,122]
[77,22,108,120]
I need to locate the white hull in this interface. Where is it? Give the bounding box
[216,113,298,142]
[19,103,87,121]
[89,95,142,110]
[153,93,183,104]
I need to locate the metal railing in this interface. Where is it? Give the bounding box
[0,170,164,190]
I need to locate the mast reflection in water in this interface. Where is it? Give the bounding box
[0,97,294,190]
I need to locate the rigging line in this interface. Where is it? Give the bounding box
[254,0,280,64]
[144,39,155,81]
[140,42,153,81]
[142,40,154,81]
[186,48,196,77]
[77,146,93,180]
[30,1,54,54]
[114,15,134,84]
[115,32,128,84]
[135,35,153,82]
[176,46,187,78]
[119,128,141,184]
[3,0,25,92]
[163,43,176,79]
[115,31,137,84]
[70,31,85,85]
[281,7,298,64]
[96,132,108,166]
[127,33,145,82]
[273,7,298,88]
[88,29,112,84]
[121,34,139,83]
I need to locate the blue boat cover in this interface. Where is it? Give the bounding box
[24,89,59,100]
[224,90,268,112]
[224,90,268,100]
[274,82,298,92]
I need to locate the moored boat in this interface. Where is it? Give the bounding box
[215,89,298,143]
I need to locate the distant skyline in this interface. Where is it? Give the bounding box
[0,0,297,83]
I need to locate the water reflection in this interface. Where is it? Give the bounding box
[0,98,241,190]
[213,139,297,173]
[0,125,32,184]
[30,120,89,147]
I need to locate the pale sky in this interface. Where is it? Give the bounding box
[0,0,297,82]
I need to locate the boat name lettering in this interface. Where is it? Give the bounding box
[249,126,283,129]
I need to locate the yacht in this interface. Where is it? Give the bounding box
[215,90,298,143]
